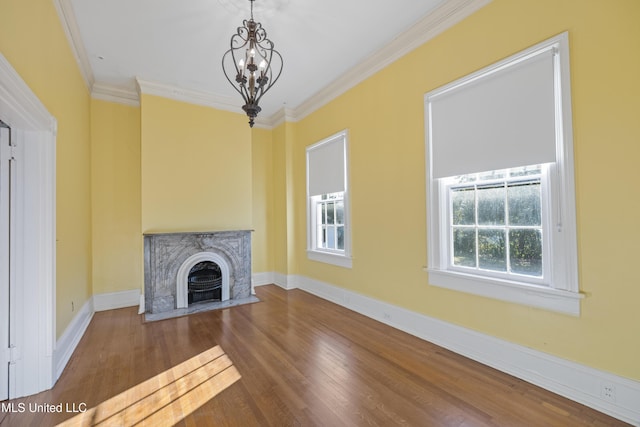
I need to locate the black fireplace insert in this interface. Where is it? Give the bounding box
[187,262,222,304]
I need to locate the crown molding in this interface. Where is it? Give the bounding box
[251,118,274,130]
[136,78,238,111]
[91,83,139,107]
[291,0,492,122]
[95,83,291,128]
[135,78,284,127]
[264,107,296,129]
[55,0,491,129]
[53,0,94,91]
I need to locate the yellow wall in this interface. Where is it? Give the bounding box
[251,127,275,273]
[0,0,93,338]
[140,94,252,232]
[91,100,142,294]
[271,121,298,277]
[290,0,640,380]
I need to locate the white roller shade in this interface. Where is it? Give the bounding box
[307,133,346,197]
[428,46,558,179]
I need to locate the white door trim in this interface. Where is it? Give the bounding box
[0,53,57,398]
[0,125,10,401]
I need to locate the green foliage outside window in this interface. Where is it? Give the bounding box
[450,167,542,277]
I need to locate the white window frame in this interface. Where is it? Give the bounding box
[306,131,352,268]
[425,33,582,315]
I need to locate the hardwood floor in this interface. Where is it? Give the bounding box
[0,285,629,426]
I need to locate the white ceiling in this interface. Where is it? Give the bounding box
[59,0,489,125]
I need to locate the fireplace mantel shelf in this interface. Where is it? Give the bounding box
[143,229,254,237]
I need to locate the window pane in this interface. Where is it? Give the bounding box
[327,202,335,225]
[508,181,541,226]
[337,226,344,250]
[336,201,344,224]
[321,203,326,225]
[321,226,327,248]
[452,188,475,225]
[477,185,505,225]
[453,228,476,267]
[327,226,336,249]
[478,229,506,271]
[509,229,542,276]
[317,225,324,249]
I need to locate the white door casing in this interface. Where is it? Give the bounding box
[0,53,57,398]
[0,125,10,401]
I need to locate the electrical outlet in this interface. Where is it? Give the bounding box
[601,383,616,402]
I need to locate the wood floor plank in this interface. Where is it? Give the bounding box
[0,285,630,426]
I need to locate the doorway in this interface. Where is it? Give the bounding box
[0,53,57,399]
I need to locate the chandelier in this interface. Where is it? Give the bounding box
[222,0,283,127]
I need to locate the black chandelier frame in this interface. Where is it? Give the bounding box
[222,0,283,127]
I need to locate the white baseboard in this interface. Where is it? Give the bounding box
[54,288,141,381]
[267,273,640,426]
[93,289,141,312]
[252,272,275,287]
[53,297,94,381]
[273,272,295,290]
[252,271,292,290]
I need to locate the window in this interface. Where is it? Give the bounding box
[445,165,548,282]
[314,192,345,251]
[425,33,582,315]
[306,131,351,268]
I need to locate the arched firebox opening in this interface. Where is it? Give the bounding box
[175,251,231,309]
[187,261,222,304]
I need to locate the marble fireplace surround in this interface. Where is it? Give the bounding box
[144,230,252,314]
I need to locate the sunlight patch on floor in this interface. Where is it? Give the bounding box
[57,345,241,426]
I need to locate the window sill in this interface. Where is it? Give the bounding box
[425,268,583,316]
[307,250,352,269]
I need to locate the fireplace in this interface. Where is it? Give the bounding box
[143,230,252,314]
